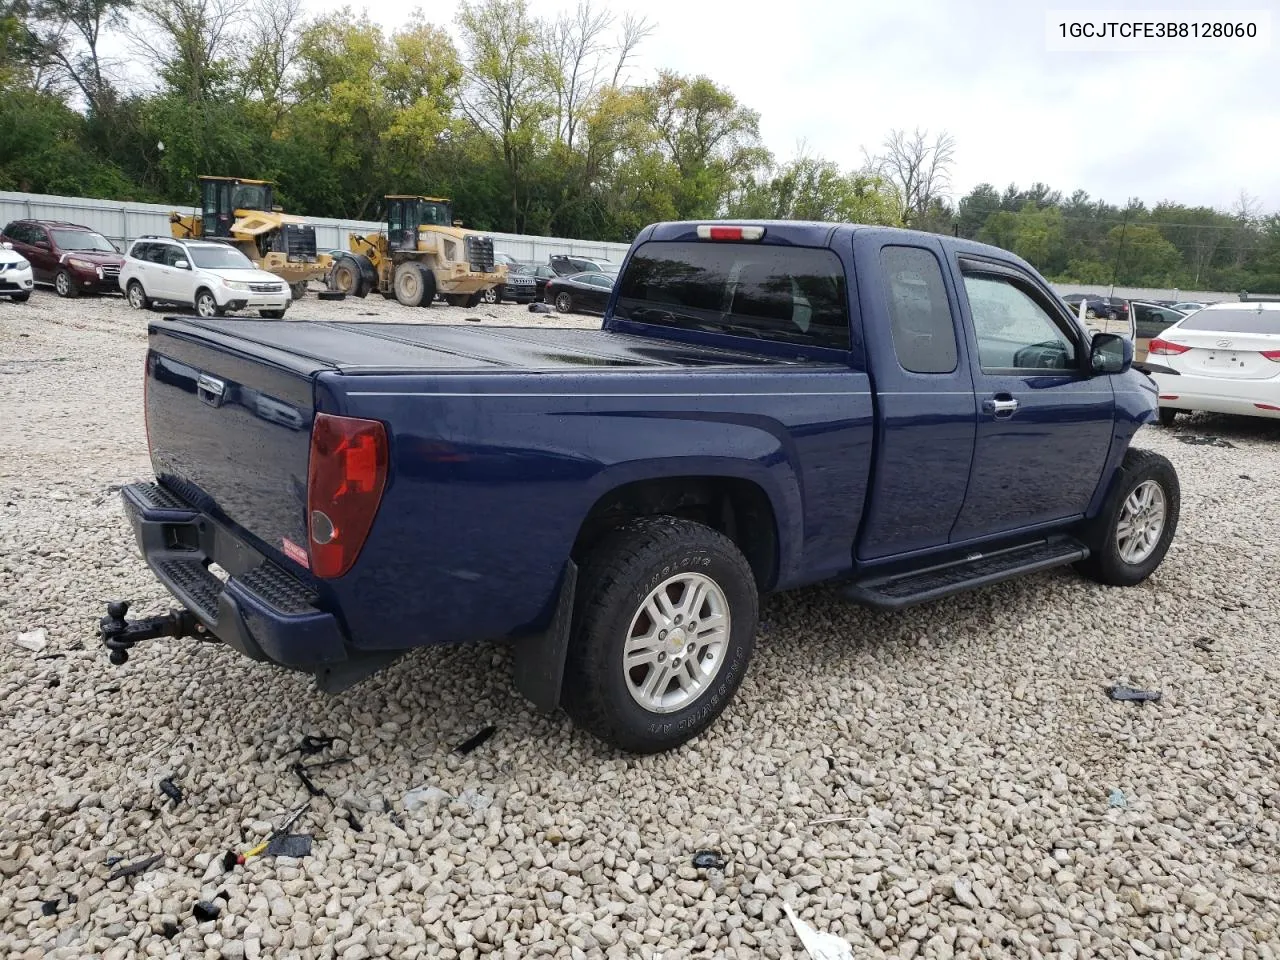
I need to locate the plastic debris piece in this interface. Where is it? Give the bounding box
[1107,685,1162,703]
[221,851,238,872]
[464,316,482,322]
[453,725,497,755]
[159,778,183,804]
[161,920,180,939]
[41,899,60,916]
[48,677,60,688]
[292,763,325,797]
[265,833,313,858]
[14,629,47,652]
[692,850,726,870]
[192,900,221,923]
[1174,434,1235,449]
[296,735,335,756]
[783,903,855,960]
[1109,789,1127,808]
[459,788,492,812]
[528,302,554,314]
[343,809,364,833]
[403,785,450,813]
[1193,638,1215,652]
[107,854,163,881]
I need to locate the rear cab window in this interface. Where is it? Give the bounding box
[881,246,957,374]
[614,241,850,350]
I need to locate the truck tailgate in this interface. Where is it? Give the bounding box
[145,320,329,563]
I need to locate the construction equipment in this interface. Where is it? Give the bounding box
[326,195,506,307]
[169,177,334,300]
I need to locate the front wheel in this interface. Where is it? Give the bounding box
[555,292,573,313]
[290,282,309,300]
[126,281,151,311]
[1074,448,1179,587]
[562,517,759,754]
[9,292,30,303]
[195,290,224,318]
[259,309,286,319]
[482,286,500,304]
[1158,407,1179,427]
[55,269,79,298]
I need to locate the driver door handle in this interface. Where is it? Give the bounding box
[983,395,1019,419]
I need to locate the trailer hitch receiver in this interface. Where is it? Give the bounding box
[99,600,203,665]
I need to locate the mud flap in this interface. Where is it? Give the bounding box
[513,559,577,713]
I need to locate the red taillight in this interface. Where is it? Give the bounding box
[1159,394,1179,400]
[696,224,765,241]
[1261,349,1280,362]
[1148,338,1190,356]
[143,354,153,459]
[307,413,388,579]
[1256,403,1280,411]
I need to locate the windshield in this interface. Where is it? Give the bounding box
[1178,309,1280,335]
[188,245,254,270]
[420,201,453,226]
[52,229,114,252]
[230,184,272,211]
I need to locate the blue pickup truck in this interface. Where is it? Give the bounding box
[100,221,1180,753]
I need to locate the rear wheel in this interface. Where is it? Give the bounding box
[329,259,365,298]
[259,309,286,319]
[55,269,79,298]
[1074,448,1179,587]
[195,289,224,318]
[1086,308,1098,319]
[393,262,433,307]
[444,294,467,307]
[562,517,759,754]
[555,292,573,313]
[126,281,151,311]
[465,292,483,308]
[289,282,309,300]
[482,286,500,304]
[1158,407,1179,427]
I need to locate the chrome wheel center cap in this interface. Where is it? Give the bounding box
[668,627,687,647]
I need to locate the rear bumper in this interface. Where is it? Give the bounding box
[1153,372,1280,418]
[121,481,349,669]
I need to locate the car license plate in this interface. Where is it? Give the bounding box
[1204,351,1240,368]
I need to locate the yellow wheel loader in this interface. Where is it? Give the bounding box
[169,177,335,300]
[326,196,506,307]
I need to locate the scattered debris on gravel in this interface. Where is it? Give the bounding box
[2,291,1280,958]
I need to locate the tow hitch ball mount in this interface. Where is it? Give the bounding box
[99,600,203,665]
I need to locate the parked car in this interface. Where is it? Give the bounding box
[1169,301,1206,313]
[1062,293,1130,323]
[550,254,615,276]
[482,263,537,304]
[1149,301,1280,424]
[119,236,292,319]
[544,271,615,314]
[0,242,34,302]
[0,219,125,297]
[1130,300,1188,362]
[98,219,1179,754]
[522,262,557,299]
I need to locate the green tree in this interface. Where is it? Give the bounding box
[1106,224,1180,285]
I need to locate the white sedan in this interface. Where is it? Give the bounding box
[1149,301,1280,425]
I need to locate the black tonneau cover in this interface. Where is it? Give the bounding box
[153,318,820,375]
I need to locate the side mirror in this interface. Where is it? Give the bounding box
[1090,333,1132,375]
[174,259,190,270]
[1,241,11,250]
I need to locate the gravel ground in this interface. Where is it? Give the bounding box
[2,288,1279,960]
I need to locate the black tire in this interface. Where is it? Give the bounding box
[1158,407,1179,427]
[562,517,759,754]
[465,292,483,308]
[482,286,500,304]
[289,282,309,300]
[126,280,151,311]
[1086,308,1098,319]
[329,259,363,297]
[55,269,80,298]
[195,289,224,318]
[415,266,436,307]
[444,294,468,307]
[10,292,30,303]
[259,309,286,319]
[555,291,573,313]
[1074,448,1180,587]
[393,262,432,306]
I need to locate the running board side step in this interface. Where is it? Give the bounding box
[845,535,1089,610]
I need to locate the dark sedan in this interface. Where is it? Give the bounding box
[544,271,615,314]
[522,263,557,299]
[1062,293,1129,322]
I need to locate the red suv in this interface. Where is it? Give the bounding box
[0,220,126,297]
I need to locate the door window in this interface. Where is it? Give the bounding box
[163,245,188,267]
[146,244,172,265]
[963,273,1078,371]
[881,245,958,374]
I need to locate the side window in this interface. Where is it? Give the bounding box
[129,242,152,261]
[146,244,171,265]
[163,245,187,267]
[1,222,17,242]
[881,245,958,374]
[1134,305,1176,339]
[962,272,1078,371]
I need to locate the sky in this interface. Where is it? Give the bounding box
[297,0,1280,213]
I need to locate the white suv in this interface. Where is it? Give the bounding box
[0,241,34,302]
[119,237,291,318]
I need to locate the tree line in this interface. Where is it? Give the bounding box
[2,0,1277,292]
